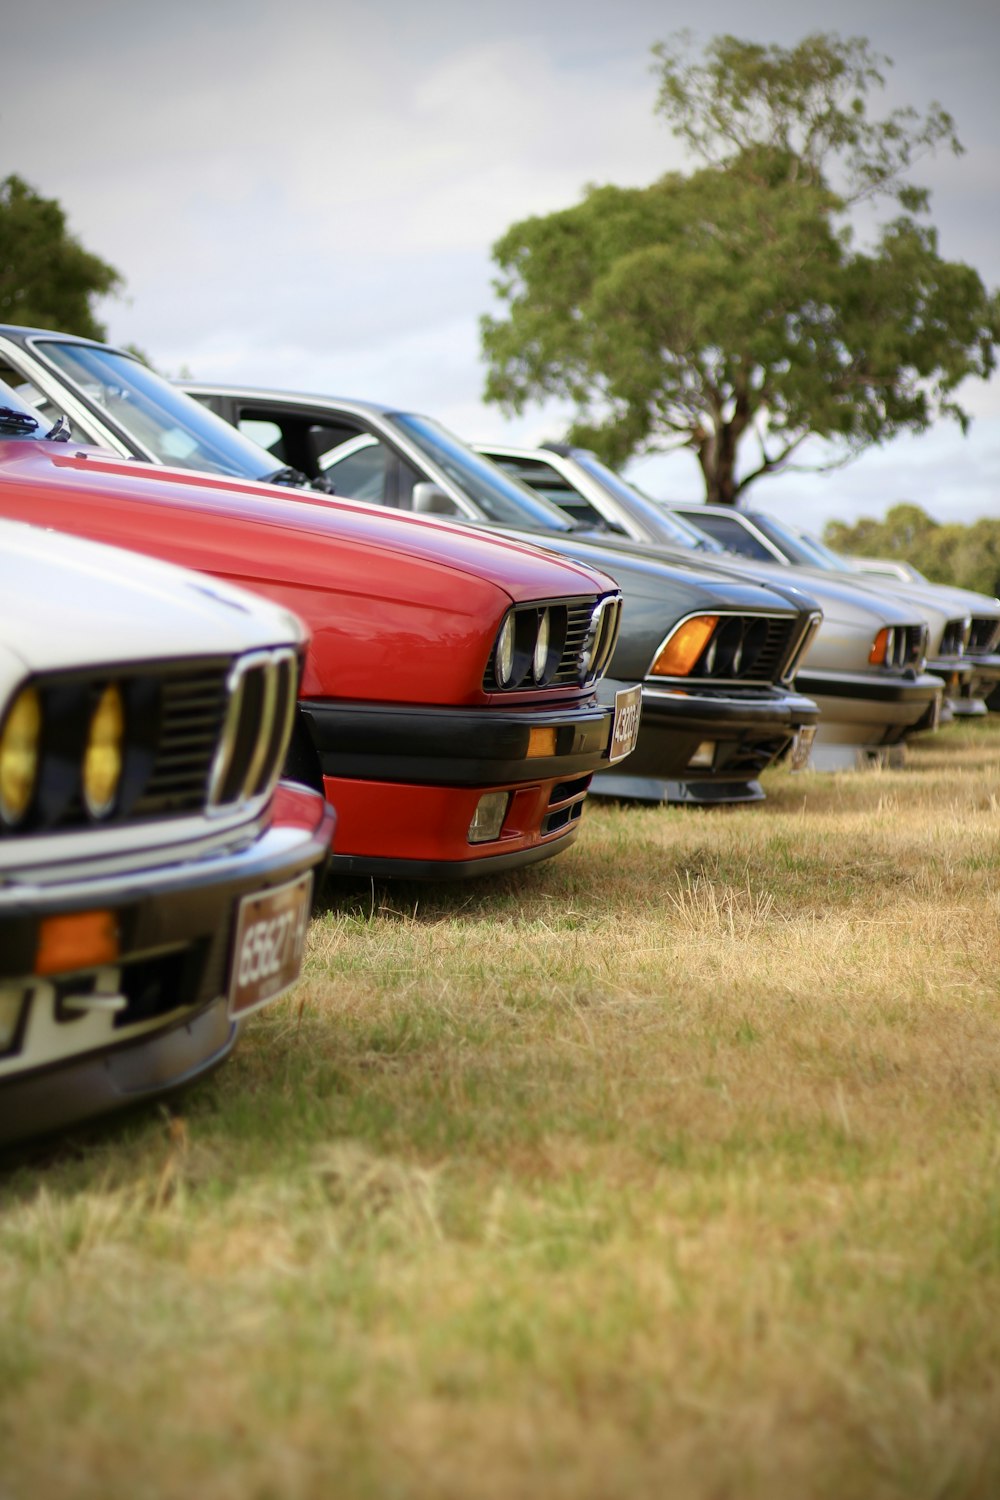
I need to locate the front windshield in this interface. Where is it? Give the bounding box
[788,528,858,572]
[570,450,724,551]
[0,377,62,440]
[389,413,577,533]
[753,513,854,571]
[34,342,280,481]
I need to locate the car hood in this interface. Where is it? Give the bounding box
[0,442,617,607]
[494,527,809,618]
[629,542,928,628]
[0,516,305,676]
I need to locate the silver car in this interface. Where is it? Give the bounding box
[664,503,1000,717]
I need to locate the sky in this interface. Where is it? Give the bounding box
[5,0,999,535]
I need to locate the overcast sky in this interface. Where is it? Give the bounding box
[5,0,999,532]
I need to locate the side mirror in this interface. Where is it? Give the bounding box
[411,482,458,516]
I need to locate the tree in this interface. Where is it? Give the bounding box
[826,505,1000,598]
[481,33,1000,505]
[0,174,122,339]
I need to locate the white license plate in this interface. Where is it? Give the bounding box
[228,872,314,1018]
[789,724,817,771]
[609,684,642,763]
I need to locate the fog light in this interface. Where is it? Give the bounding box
[36,910,119,977]
[527,726,557,758]
[0,988,24,1055]
[468,791,509,844]
[687,741,715,769]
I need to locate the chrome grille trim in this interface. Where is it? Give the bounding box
[483,595,621,691]
[208,647,299,812]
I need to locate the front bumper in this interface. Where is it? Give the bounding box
[301,694,627,876]
[933,654,1000,716]
[591,683,818,804]
[796,668,943,748]
[0,784,334,1148]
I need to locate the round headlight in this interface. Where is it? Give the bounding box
[83,683,125,819]
[533,609,550,682]
[0,686,41,826]
[495,613,516,687]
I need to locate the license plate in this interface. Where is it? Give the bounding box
[228,872,313,1018]
[789,724,817,771]
[609,684,642,763]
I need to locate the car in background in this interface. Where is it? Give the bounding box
[666,503,1000,718]
[0,509,333,1148]
[0,370,632,877]
[473,443,949,769]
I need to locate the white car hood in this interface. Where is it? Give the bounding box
[0,519,304,679]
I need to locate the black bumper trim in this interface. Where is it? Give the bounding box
[300,698,618,787]
[796,669,942,706]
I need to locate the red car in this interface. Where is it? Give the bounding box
[0,383,635,879]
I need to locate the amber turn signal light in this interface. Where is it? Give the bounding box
[527,726,558,758]
[35,911,119,977]
[869,627,895,665]
[649,616,718,677]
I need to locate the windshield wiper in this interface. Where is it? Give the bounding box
[43,415,71,442]
[0,405,39,434]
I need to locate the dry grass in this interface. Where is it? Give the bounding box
[2,720,1000,1499]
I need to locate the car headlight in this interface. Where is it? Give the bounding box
[0,686,41,826]
[533,608,551,682]
[82,683,125,818]
[649,616,718,677]
[495,612,516,687]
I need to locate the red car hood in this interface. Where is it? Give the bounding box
[1,443,616,604]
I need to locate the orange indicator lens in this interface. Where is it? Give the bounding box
[36,911,119,976]
[527,726,558,758]
[650,616,718,677]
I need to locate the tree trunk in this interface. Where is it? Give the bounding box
[697,424,740,506]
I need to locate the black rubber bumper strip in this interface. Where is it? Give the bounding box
[299,698,616,786]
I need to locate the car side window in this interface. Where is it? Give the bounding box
[318,433,392,504]
[493,455,609,528]
[687,514,776,562]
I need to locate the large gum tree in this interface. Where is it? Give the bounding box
[481,33,1000,505]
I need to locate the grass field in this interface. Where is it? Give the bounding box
[2,719,1000,1499]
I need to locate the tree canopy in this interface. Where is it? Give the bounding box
[0,174,122,339]
[825,505,1000,599]
[481,33,1000,505]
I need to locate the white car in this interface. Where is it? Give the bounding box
[0,519,333,1148]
